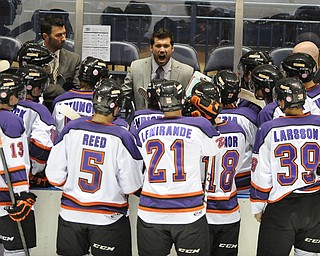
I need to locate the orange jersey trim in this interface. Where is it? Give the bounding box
[206,205,240,214]
[141,190,204,199]
[62,193,128,208]
[250,181,272,193]
[29,138,52,151]
[207,190,238,201]
[0,165,26,174]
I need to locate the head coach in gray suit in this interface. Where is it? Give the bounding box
[122,28,194,110]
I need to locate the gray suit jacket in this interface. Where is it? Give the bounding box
[122,57,194,110]
[58,48,81,87]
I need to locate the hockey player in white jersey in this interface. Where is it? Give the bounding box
[250,64,284,126]
[186,81,246,256]
[133,80,224,256]
[46,78,143,256]
[282,52,320,115]
[52,56,109,135]
[13,65,56,188]
[251,77,320,255]
[0,73,37,254]
[214,70,257,193]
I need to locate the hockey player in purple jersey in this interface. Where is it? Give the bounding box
[46,78,143,256]
[0,73,37,254]
[282,52,320,115]
[250,64,284,126]
[13,65,56,188]
[251,77,320,255]
[134,80,224,256]
[186,81,246,256]
[214,70,257,193]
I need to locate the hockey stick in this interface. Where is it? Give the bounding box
[0,137,30,256]
[56,104,81,120]
[238,88,266,109]
[138,86,148,101]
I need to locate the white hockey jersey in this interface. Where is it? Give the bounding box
[203,120,246,225]
[0,110,30,217]
[304,83,320,115]
[46,116,143,225]
[134,116,224,224]
[52,89,93,135]
[219,107,258,192]
[13,100,56,174]
[250,113,320,215]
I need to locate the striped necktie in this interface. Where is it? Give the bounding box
[53,54,59,84]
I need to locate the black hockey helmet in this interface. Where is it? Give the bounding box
[93,78,124,116]
[189,81,222,121]
[282,52,317,83]
[147,78,167,110]
[78,56,108,87]
[0,73,25,104]
[16,64,49,93]
[213,69,240,104]
[273,77,306,110]
[155,80,185,112]
[238,50,273,76]
[251,64,283,101]
[17,42,54,67]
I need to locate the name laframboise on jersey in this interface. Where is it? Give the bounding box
[273,128,319,142]
[140,125,192,143]
[82,134,107,148]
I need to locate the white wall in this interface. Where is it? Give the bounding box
[30,189,294,256]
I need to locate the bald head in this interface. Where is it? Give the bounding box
[293,41,319,66]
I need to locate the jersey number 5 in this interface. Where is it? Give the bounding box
[79,149,105,193]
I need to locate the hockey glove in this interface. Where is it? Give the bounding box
[5,192,37,222]
[29,172,51,188]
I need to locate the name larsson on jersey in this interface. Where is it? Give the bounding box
[139,125,192,143]
[273,128,318,142]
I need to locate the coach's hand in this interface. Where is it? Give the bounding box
[5,192,37,222]
[254,212,263,222]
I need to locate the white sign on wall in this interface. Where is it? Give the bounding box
[82,25,111,61]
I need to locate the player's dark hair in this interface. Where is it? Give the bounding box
[40,16,65,37]
[150,28,174,47]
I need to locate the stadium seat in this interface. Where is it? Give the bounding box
[0,36,22,64]
[108,41,140,83]
[172,43,201,71]
[203,45,252,75]
[270,47,293,68]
